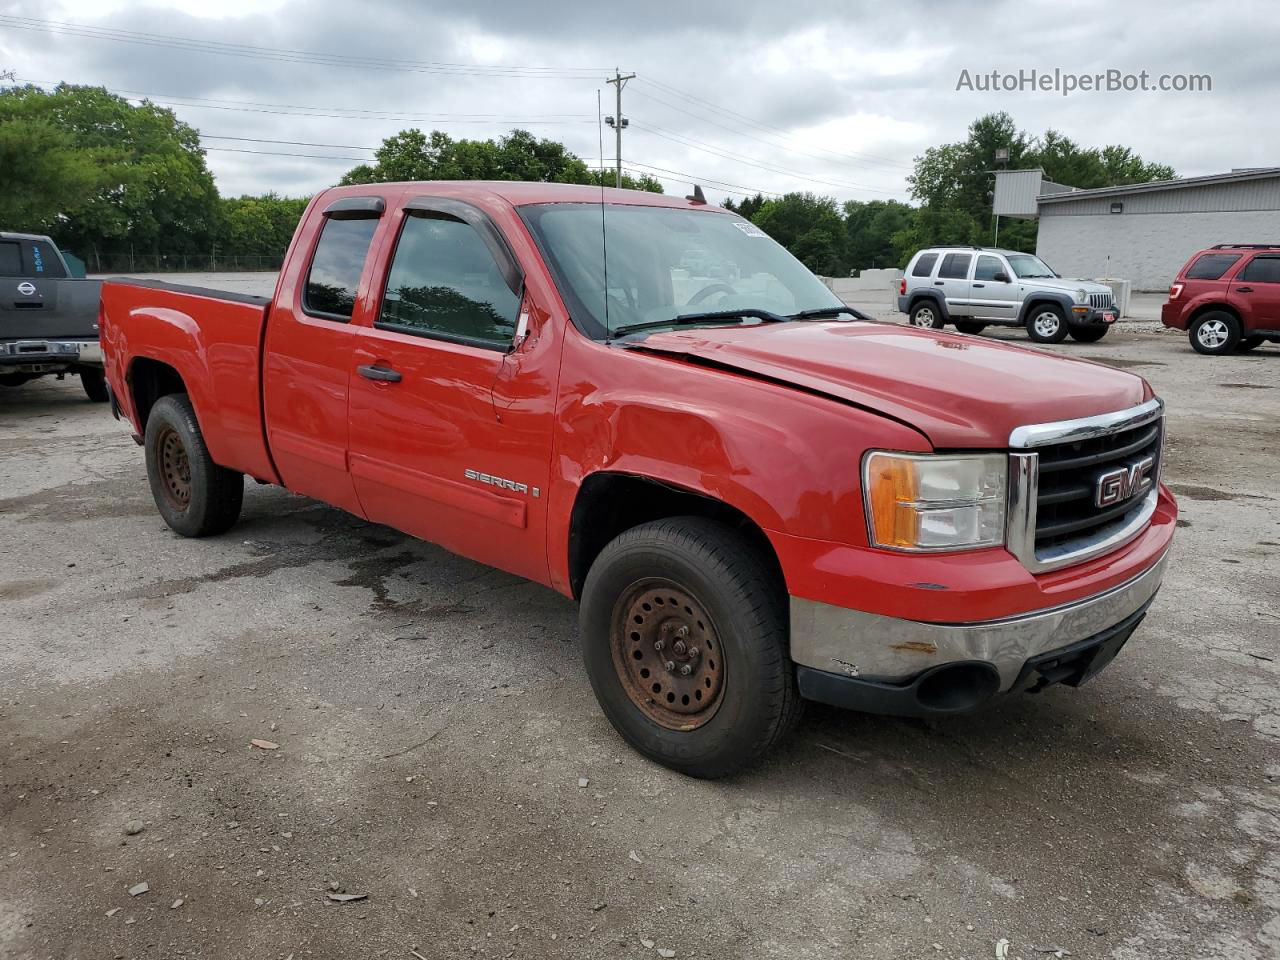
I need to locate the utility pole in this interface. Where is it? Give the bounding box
[604,69,635,188]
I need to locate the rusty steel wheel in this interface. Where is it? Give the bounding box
[611,579,725,731]
[156,426,192,510]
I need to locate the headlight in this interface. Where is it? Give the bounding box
[1074,288,1088,304]
[863,452,1007,552]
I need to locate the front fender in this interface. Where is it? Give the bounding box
[1017,291,1075,325]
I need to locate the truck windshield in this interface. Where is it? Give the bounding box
[520,203,844,339]
[1006,254,1058,279]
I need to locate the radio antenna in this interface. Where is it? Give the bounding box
[598,86,612,341]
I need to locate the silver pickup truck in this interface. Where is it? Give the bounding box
[1,232,106,402]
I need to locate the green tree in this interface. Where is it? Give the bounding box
[843,199,917,269]
[341,127,661,192]
[752,192,849,275]
[0,83,220,266]
[723,192,767,219]
[219,193,309,260]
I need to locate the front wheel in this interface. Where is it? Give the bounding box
[1068,325,1110,343]
[579,517,800,779]
[79,366,109,403]
[909,302,945,329]
[1026,305,1069,343]
[144,394,244,537]
[1189,311,1240,355]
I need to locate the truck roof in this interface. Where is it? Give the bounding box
[317,180,729,211]
[0,231,58,244]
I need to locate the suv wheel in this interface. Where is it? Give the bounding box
[579,517,800,779]
[1189,311,1241,355]
[909,302,945,329]
[1026,305,1069,343]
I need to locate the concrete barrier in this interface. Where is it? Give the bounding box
[821,269,904,306]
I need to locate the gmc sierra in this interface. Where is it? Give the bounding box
[100,182,1177,778]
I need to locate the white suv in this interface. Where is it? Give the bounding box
[897,246,1118,344]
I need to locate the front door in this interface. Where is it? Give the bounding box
[935,252,974,317]
[347,197,555,584]
[969,254,1020,322]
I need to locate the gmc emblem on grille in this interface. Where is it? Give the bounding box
[1095,456,1155,508]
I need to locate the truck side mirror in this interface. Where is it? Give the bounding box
[993,271,1011,283]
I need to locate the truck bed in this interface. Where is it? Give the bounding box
[101,278,278,483]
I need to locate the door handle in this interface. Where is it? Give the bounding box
[357,364,401,383]
[1236,286,1254,293]
[934,281,944,286]
[973,283,985,288]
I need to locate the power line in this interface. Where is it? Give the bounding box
[608,159,779,197]
[630,120,897,195]
[202,146,371,162]
[13,77,596,125]
[0,15,608,79]
[201,134,377,152]
[627,79,911,172]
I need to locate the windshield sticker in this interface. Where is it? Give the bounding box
[731,222,768,238]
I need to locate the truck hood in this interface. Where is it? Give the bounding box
[629,322,1148,448]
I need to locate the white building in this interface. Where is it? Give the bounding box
[992,167,1280,291]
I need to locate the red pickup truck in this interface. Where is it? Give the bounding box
[101,181,1177,777]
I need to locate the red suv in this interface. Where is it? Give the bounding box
[1162,244,1280,354]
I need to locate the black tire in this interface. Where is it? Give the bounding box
[954,321,987,335]
[143,394,244,537]
[0,373,32,388]
[1189,311,1241,355]
[1068,325,1110,343]
[908,301,945,329]
[1238,335,1266,353]
[579,517,800,779]
[1025,304,1069,343]
[79,366,109,403]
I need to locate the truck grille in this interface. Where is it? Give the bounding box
[1033,419,1162,553]
[1007,400,1164,573]
[1088,292,1115,310]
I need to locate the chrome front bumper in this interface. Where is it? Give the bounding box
[789,547,1169,692]
[0,338,101,367]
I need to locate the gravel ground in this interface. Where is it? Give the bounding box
[1,306,1277,960]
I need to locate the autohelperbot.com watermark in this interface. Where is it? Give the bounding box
[956,68,1211,97]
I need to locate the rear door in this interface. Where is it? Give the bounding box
[969,253,1019,321]
[1,237,97,341]
[346,195,554,584]
[935,252,974,317]
[1231,254,1280,331]
[262,195,386,516]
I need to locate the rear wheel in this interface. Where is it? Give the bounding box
[1026,305,1069,343]
[954,321,987,335]
[79,367,109,403]
[1068,325,1110,343]
[144,394,244,537]
[909,301,945,329]
[1238,335,1266,353]
[579,517,800,779]
[1189,311,1240,355]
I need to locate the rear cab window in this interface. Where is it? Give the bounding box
[303,218,380,321]
[1185,253,1241,281]
[911,253,939,277]
[0,241,21,277]
[0,239,66,278]
[937,253,972,279]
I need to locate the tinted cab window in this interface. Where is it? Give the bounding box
[0,239,67,278]
[0,241,20,277]
[911,253,938,277]
[304,218,379,321]
[1239,255,1280,284]
[378,213,520,349]
[974,255,1006,281]
[1185,253,1241,281]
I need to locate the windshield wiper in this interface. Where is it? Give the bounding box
[610,308,788,338]
[787,305,875,322]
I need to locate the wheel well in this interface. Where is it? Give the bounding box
[1021,297,1067,321]
[1188,302,1240,326]
[567,472,785,601]
[908,293,941,314]
[128,358,187,430]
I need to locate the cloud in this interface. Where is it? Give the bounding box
[1,0,1273,203]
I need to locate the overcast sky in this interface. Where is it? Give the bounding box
[1,0,1272,205]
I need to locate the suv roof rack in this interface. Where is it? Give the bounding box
[927,245,985,250]
[1210,243,1280,250]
